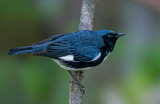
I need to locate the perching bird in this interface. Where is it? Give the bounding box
[8,30,125,70]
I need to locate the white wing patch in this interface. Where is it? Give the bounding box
[59,53,102,62]
[59,55,74,61]
[91,53,101,61]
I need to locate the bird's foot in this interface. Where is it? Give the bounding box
[69,81,85,93]
[68,70,85,93]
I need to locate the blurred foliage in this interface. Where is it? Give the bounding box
[0,0,160,104]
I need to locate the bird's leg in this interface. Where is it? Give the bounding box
[68,70,85,93]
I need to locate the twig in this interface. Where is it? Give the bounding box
[69,0,97,104]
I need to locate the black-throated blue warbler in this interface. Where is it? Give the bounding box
[8,30,125,91]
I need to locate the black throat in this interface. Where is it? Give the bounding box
[102,38,117,53]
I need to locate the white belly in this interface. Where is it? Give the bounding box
[52,59,90,71]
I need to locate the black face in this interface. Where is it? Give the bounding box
[102,32,125,52]
[106,33,118,39]
[102,33,118,42]
[103,32,125,41]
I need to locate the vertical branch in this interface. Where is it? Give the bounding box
[79,0,97,31]
[69,0,97,104]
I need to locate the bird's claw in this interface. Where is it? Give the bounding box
[69,81,85,93]
[79,84,85,94]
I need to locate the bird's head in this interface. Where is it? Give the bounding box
[96,30,125,51]
[96,30,125,40]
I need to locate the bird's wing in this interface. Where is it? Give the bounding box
[46,41,71,58]
[70,45,101,62]
[47,40,101,62]
[33,34,67,45]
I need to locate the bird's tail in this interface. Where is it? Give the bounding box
[8,46,34,55]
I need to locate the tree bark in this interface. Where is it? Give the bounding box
[69,0,97,104]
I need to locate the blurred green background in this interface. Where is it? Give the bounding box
[0,0,160,104]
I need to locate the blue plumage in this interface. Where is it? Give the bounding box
[8,30,125,70]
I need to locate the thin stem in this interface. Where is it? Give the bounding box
[69,0,97,104]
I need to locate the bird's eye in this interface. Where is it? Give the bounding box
[107,33,113,38]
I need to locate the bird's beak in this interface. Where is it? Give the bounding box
[117,33,125,38]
